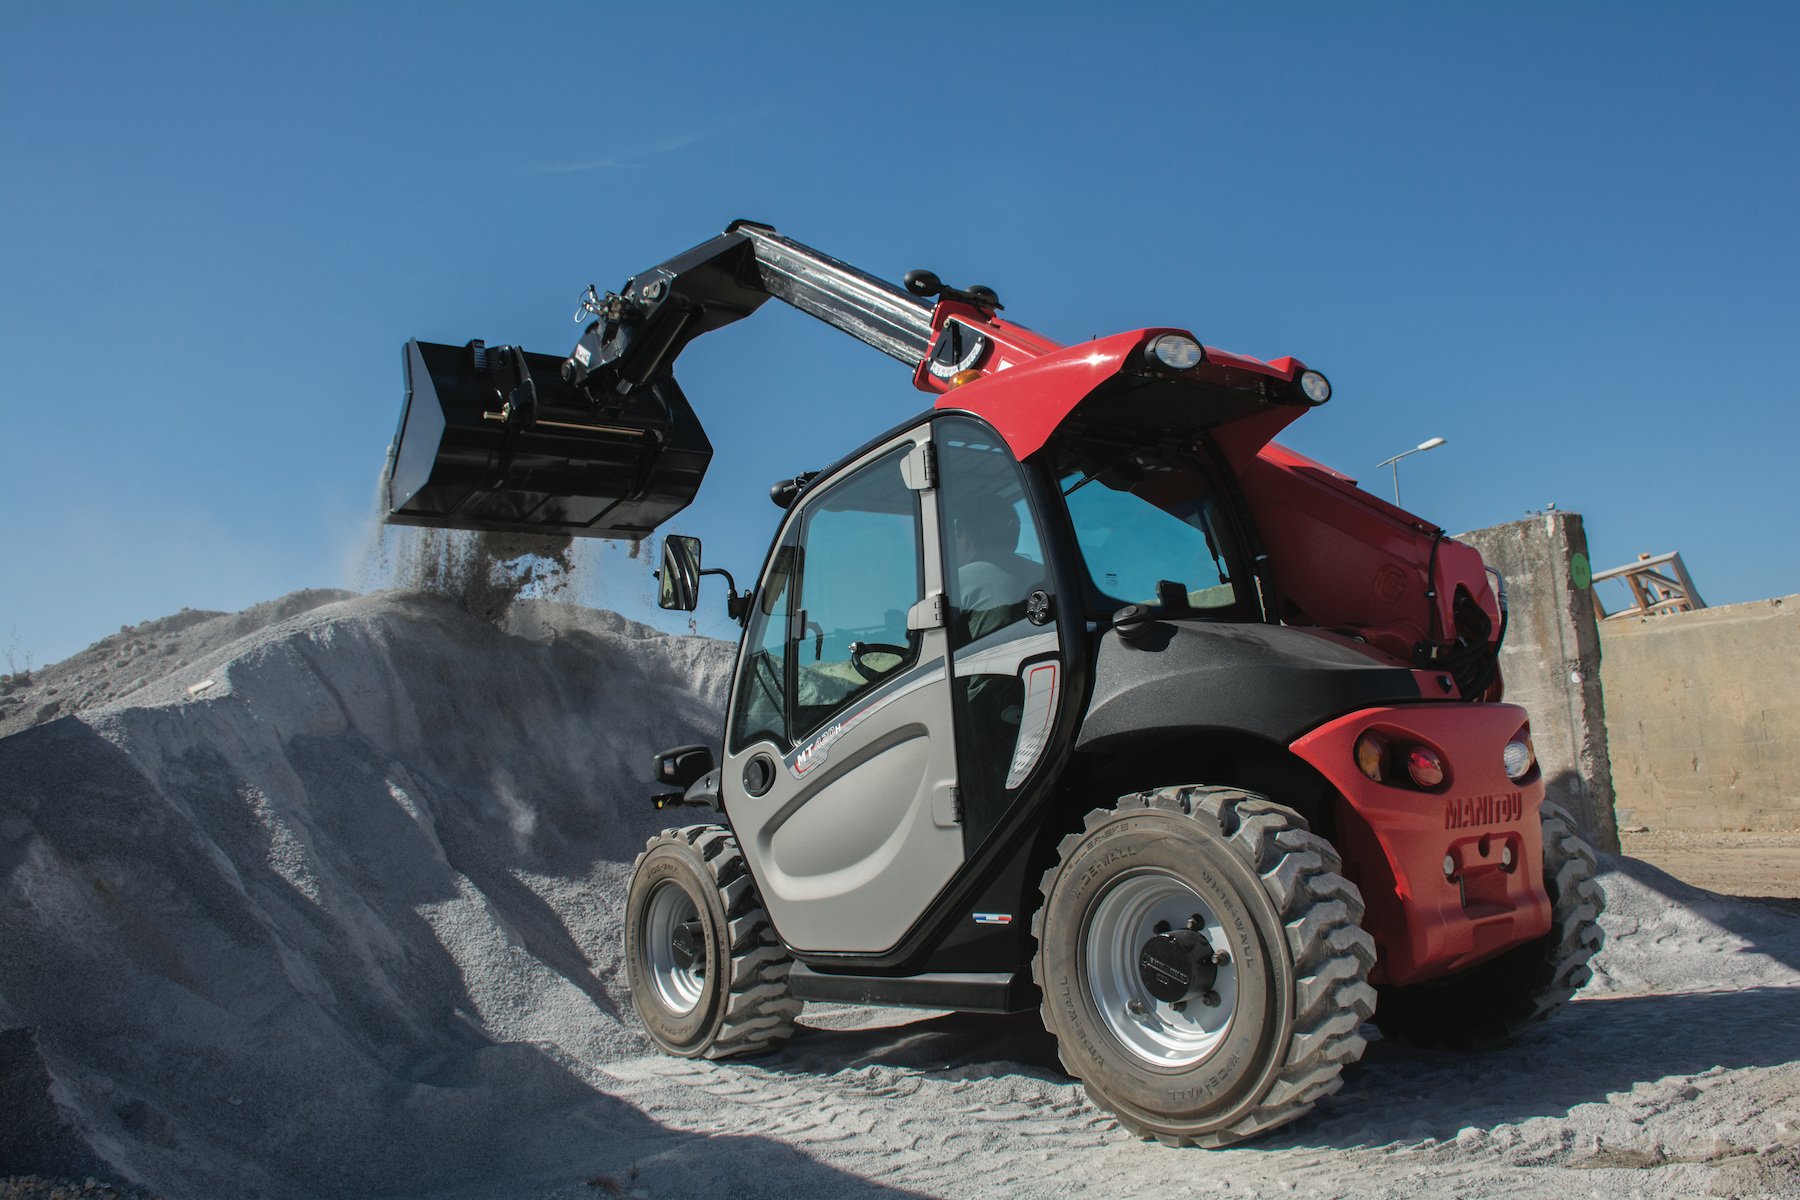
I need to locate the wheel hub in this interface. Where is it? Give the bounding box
[671,919,706,973]
[644,881,708,1015]
[1085,873,1239,1067]
[1138,926,1219,1004]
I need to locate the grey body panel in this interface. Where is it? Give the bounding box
[723,427,965,955]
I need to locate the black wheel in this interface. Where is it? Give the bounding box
[1372,799,1606,1045]
[625,824,802,1058]
[1032,787,1377,1147]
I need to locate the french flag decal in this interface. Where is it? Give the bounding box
[973,913,1013,925]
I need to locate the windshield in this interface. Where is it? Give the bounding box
[1053,442,1249,614]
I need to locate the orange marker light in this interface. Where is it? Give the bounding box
[1354,732,1386,781]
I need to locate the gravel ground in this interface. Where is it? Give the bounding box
[4,590,1797,1199]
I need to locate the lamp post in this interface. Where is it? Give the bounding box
[1375,436,1447,506]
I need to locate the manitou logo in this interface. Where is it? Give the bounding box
[1444,791,1524,830]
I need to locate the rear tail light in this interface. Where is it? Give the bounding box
[1353,729,1449,791]
[1407,746,1446,788]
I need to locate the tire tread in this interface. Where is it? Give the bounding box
[1032,785,1375,1148]
[629,825,801,1059]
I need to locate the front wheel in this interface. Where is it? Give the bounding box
[625,825,801,1059]
[1033,787,1377,1147]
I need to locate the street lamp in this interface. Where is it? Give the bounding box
[1375,436,1447,506]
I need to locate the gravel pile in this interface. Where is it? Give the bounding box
[0,591,357,739]
[1,591,732,1198]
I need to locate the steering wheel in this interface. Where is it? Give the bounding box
[849,640,909,683]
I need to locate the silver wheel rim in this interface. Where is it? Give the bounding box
[644,879,706,1015]
[1084,870,1238,1068]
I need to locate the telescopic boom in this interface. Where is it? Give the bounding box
[385,222,930,540]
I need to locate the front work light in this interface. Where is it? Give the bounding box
[1299,370,1331,404]
[1147,334,1204,370]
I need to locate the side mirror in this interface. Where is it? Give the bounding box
[658,535,702,611]
[654,743,716,790]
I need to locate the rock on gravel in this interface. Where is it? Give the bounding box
[0,1179,166,1200]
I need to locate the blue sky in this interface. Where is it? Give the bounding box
[4,1,1796,664]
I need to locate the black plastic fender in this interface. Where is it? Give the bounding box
[1076,619,1422,750]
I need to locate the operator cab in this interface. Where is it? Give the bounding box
[662,412,1066,962]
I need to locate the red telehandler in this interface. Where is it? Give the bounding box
[385,221,1604,1146]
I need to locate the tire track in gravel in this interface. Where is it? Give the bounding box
[597,1013,1126,1192]
[594,981,1800,1200]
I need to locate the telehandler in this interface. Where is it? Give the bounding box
[386,222,1604,1145]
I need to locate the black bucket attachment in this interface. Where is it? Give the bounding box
[385,339,712,539]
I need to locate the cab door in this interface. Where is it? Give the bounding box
[722,425,963,955]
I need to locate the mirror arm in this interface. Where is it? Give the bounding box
[698,566,750,625]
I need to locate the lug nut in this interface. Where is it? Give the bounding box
[1128,998,1147,1016]
[1201,990,1222,1008]
[1187,914,1204,932]
[1153,920,1171,934]
[1172,1000,1187,1013]
[1213,949,1231,967]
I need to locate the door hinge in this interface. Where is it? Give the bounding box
[931,781,961,828]
[907,592,946,631]
[902,441,937,491]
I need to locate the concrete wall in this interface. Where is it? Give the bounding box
[1459,513,1620,852]
[1599,595,1800,831]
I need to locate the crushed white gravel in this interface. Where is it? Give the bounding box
[3,591,1796,1200]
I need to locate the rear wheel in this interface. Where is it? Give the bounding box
[1373,799,1606,1045]
[625,825,801,1058]
[1033,787,1377,1146]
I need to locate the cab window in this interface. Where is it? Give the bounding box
[729,446,925,758]
[1053,441,1250,615]
[730,542,799,754]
